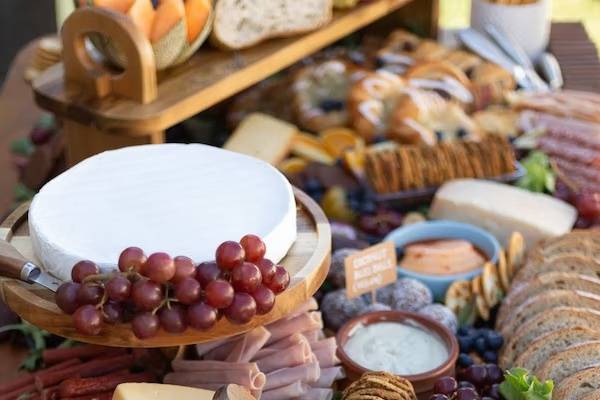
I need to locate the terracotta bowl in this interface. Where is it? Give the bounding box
[336,310,459,399]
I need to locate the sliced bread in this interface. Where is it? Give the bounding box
[497,272,600,327]
[512,327,600,372]
[499,290,600,337]
[512,254,600,284]
[554,366,600,400]
[499,307,600,369]
[529,230,600,261]
[535,341,600,385]
[210,0,333,50]
[581,390,600,400]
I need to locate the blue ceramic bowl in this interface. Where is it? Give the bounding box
[384,220,501,300]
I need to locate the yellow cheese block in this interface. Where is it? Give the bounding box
[224,113,298,165]
[113,383,214,400]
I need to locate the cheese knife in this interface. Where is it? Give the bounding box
[0,239,61,292]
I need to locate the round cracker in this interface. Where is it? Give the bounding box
[498,250,510,292]
[482,261,502,308]
[472,275,490,321]
[508,231,526,277]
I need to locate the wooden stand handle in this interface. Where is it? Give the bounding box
[61,7,157,103]
[0,240,28,281]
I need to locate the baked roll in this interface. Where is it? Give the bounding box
[470,62,516,110]
[292,60,367,132]
[404,61,475,107]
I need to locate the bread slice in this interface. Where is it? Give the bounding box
[535,341,600,385]
[499,307,600,369]
[554,366,600,400]
[529,230,600,262]
[499,290,600,337]
[581,390,600,400]
[497,272,600,327]
[512,254,600,284]
[513,328,600,372]
[210,0,333,50]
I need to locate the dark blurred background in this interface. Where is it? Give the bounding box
[0,1,55,84]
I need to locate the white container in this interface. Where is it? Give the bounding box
[471,0,551,62]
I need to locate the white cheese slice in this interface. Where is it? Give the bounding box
[29,144,297,281]
[114,383,214,400]
[429,179,577,248]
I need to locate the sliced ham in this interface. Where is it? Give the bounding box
[553,158,600,184]
[171,360,260,374]
[266,312,323,345]
[299,388,334,400]
[255,341,312,373]
[264,361,320,390]
[284,298,319,320]
[309,337,337,352]
[538,136,600,166]
[163,368,266,391]
[519,111,600,150]
[226,327,271,362]
[261,382,308,400]
[312,341,340,368]
[302,330,324,343]
[194,336,239,357]
[266,333,306,350]
[313,367,345,388]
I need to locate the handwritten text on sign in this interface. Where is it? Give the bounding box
[344,241,397,299]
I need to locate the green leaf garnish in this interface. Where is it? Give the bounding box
[499,368,553,400]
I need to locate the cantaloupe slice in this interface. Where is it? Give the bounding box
[93,0,135,12]
[149,0,187,69]
[184,0,211,44]
[127,0,155,39]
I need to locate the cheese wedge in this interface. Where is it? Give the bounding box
[429,179,577,248]
[113,383,214,400]
[29,144,296,281]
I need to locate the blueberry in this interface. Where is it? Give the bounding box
[360,201,377,215]
[483,350,498,363]
[319,99,345,112]
[485,331,504,350]
[474,337,487,355]
[458,336,474,353]
[374,57,386,69]
[372,135,387,144]
[435,131,444,141]
[457,326,473,336]
[457,353,474,368]
[349,199,361,212]
[457,128,468,138]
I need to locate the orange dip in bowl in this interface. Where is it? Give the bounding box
[400,239,486,275]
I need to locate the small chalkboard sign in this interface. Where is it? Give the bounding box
[344,241,397,300]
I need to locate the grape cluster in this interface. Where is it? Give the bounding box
[554,181,600,228]
[431,364,503,400]
[55,235,290,339]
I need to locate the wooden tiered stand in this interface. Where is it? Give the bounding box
[32,0,439,166]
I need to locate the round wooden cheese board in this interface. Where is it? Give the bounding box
[0,188,330,347]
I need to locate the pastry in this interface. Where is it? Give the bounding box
[472,107,520,138]
[445,49,483,75]
[292,60,367,132]
[348,70,406,141]
[405,61,474,107]
[469,62,516,110]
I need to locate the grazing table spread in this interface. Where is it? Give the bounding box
[2,1,600,400]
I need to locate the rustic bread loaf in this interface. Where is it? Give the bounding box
[497,272,600,327]
[528,230,600,262]
[554,366,600,400]
[499,290,600,337]
[210,0,333,50]
[535,341,600,385]
[513,327,600,372]
[581,390,600,400]
[499,307,600,369]
[512,254,600,284]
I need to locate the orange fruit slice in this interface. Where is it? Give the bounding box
[320,127,364,158]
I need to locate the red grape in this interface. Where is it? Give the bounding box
[131,279,164,311]
[430,396,449,400]
[231,262,262,293]
[118,247,147,273]
[204,279,235,309]
[56,282,81,314]
[576,190,600,219]
[224,293,256,324]
[159,304,187,333]
[464,364,487,388]
[73,305,102,335]
[240,234,266,262]
[434,377,458,396]
[188,302,218,330]
[71,260,99,283]
[102,301,123,324]
[174,277,201,305]
[132,312,160,339]
[105,276,131,302]
[77,284,103,305]
[171,256,196,284]
[256,259,276,285]
[215,241,245,270]
[143,252,175,283]
[251,285,275,315]
[455,388,479,400]
[267,266,290,294]
[196,261,222,287]
[485,364,503,384]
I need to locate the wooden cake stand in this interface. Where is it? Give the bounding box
[0,188,331,347]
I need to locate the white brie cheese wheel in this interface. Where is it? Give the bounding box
[29,144,297,281]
